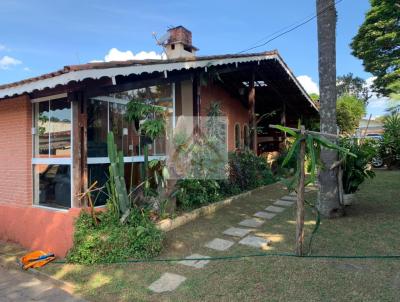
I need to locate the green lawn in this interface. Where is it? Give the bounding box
[42,170,400,302]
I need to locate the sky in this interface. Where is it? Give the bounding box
[0,0,390,117]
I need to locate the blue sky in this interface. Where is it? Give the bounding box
[0,0,389,117]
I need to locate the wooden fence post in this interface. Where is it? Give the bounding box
[296,125,306,256]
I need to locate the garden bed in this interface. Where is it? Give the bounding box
[156,184,271,232]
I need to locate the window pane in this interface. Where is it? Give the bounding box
[88,164,109,206]
[36,102,50,157]
[50,98,71,157]
[34,164,71,209]
[87,100,108,157]
[110,102,129,156]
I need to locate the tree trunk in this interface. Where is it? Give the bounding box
[316,0,344,218]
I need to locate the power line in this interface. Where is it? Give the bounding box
[237,0,344,54]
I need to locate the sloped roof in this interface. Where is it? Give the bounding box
[0,50,317,111]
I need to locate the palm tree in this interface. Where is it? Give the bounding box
[316,0,344,218]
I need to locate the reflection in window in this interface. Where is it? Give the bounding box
[34,164,71,209]
[87,100,108,157]
[234,123,241,149]
[34,98,71,158]
[88,84,173,158]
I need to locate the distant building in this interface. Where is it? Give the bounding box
[356,117,384,136]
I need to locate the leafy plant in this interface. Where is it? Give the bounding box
[67,209,164,264]
[106,132,130,222]
[175,179,221,209]
[273,125,355,190]
[340,138,376,194]
[336,94,366,134]
[225,150,275,192]
[380,113,400,168]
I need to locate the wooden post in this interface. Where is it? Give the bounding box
[248,71,257,153]
[71,92,82,207]
[296,125,306,256]
[280,102,287,149]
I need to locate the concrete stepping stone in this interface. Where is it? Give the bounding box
[223,227,252,238]
[205,238,234,251]
[239,235,271,249]
[274,200,294,207]
[178,253,210,268]
[253,211,276,219]
[238,218,265,228]
[289,191,297,196]
[148,272,186,293]
[281,195,297,201]
[265,205,285,213]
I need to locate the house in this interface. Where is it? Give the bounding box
[0,26,318,256]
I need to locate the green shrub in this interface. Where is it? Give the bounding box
[67,208,164,264]
[175,179,222,209]
[340,138,376,194]
[224,150,275,192]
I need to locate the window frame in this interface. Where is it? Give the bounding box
[31,93,74,210]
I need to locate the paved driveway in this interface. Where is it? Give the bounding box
[0,266,86,302]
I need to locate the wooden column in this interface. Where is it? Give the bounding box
[71,91,87,207]
[248,71,257,153]
[192,74,201,133]
[280,102,287,149]
[296,125,306,256]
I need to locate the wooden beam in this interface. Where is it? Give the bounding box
[70,92,82,207]
[248,70,257,153]
[192,73,201,131]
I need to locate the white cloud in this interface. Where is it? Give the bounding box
[297,75,319,95]
[97,48,165,62]
[0,44,6,51]
[0,55,22,70]
[23,67,31,71]
[365,76,391,117]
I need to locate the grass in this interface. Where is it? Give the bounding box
[36,170,400,301]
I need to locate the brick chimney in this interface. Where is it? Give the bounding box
[162,26,198,59]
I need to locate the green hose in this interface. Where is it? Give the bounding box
[52,252,400,265]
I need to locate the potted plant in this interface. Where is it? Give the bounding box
[340,138,376,205]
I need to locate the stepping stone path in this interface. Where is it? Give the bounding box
[264,205,285,213]
[274,200,294,207]
[238,218,265,228]
[281,195,297,201]
[148,273,186,293]
[178,253,210,268]
[223,227,252,237]
[239,235,271,249]
[253,211,276,219]
[205,238,235,251]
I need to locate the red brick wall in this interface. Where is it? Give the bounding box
[201,84,248,151]
[0,95,32,205]
[0,95,79,257]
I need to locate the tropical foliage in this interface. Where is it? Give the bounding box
[340,138,376,194]
[336,94,366,134]
[351,0,400,96]
[380,113,400,168]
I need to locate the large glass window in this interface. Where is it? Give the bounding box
[88,83,174,158]
[34,98,71,158]
[33,164,71,209]
[33,97,72,209]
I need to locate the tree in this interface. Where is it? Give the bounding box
[316,0,343,218]
[351,0,400,96]
[336,73,371,104]
[309,93,320,102]
[336,94,366,134]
